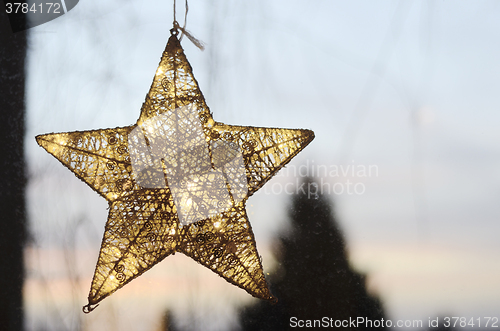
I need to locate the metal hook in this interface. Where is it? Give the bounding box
[82,303,99,314]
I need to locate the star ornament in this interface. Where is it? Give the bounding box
[36,29,314,313]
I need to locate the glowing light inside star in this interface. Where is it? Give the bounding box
[128,104,249,226]
[34,32,314,312]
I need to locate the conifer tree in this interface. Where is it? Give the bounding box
[240,178,385,330]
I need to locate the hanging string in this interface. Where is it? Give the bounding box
[173,0,176,22]
[172,0,205,51]
[180,0,188,41]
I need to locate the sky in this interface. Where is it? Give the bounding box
[24,0,500,330]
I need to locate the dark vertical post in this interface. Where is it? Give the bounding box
[0,11,27,331]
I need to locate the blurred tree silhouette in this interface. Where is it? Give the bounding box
[239,178,385,330]
[157,310,178,331]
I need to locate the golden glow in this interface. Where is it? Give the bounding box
[55,136,67,146]
[35,32,314,312]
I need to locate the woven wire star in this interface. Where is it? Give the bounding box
[36,28,314,313]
